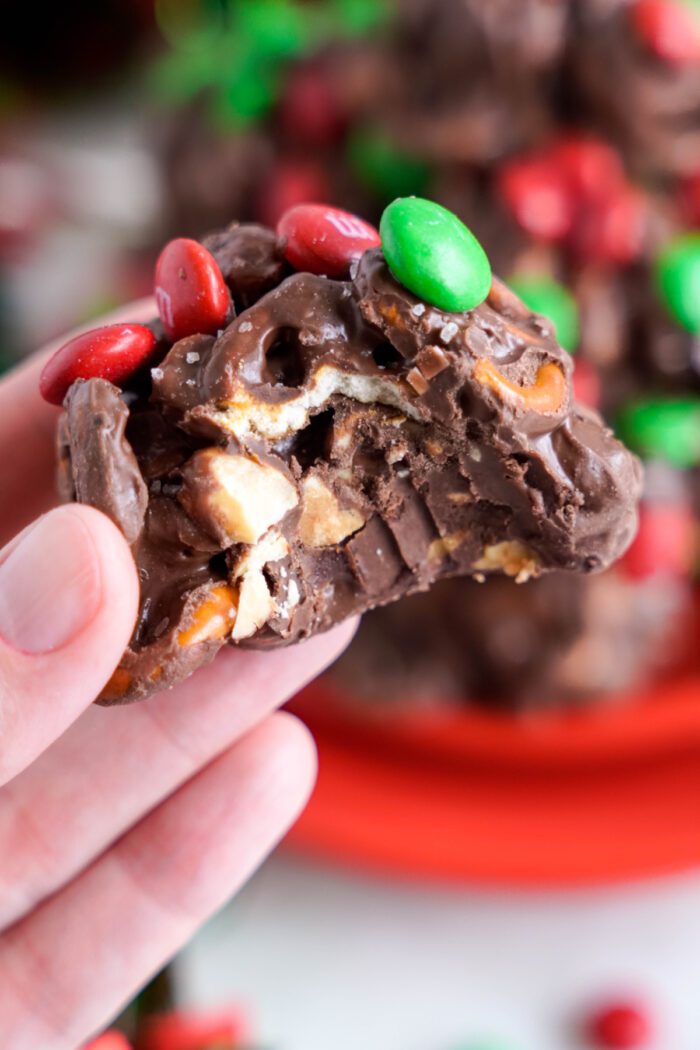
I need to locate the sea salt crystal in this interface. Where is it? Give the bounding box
[151,367,164,381]
[185,351,200,364]
[411,303,426,317]
[239,321,253,332]
[440,322,459,343]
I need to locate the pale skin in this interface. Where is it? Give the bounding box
[0,301,355,1049]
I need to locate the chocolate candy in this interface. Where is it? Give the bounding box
[277,203,380,278]
[630,0,700,65]
[39,324,157,406]
[380,198,492,312]
[618,395,700,467]
[623,502,697,578]
[573,183,648,266]
[348,127,431,201]
[255,159,330,228]
[279,65,346,147]
[83,1033,132,1050]
[655,232,700,333]
[508,274,579,352]
[584,1000,653,1049]
[497,155,573,242]
[572,358,602,410]
[551,134,625,200]
[56,219,641,704]
[155,238,231,341]
[136,1007,245,1050]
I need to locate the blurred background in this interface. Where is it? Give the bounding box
[4,1,700,1047]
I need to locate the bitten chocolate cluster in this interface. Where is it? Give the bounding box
[52,204,642,703]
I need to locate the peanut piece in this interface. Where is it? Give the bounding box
[180,448,298,546]
[474,358,566,414]
[298,475,365,548]
[473,541,540,583]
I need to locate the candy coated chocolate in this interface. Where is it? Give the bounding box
[618,396,700,467]
[584,1000,653,1049]
[497,156,574,242]
[630,0,700,66]
[155,238,231,341]
[277,203,380,277]
[56,219,641,703]
[348,128,431,200]
[40,324,157,407]
[380,197,492,312]
[82,1033,132,1050]
[655,232,700,333]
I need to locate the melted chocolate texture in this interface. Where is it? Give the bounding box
[57,222,642,703]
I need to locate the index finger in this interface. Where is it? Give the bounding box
[0,298,156,545]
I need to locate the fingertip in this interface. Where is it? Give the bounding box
[70,504,140,637]
[248,712,319,823]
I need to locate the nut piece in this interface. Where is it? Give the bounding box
[180,448,298,546]
[232,572,275,640]
[474,358,566,415]
[298,474,365,548]
[231,532,290,640]
[177,584,238,647]
[428,531,466,562]
[473,541,541,583]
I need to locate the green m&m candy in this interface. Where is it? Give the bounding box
[380,197,492,313]
[348,128,430,201]
[617,395,700,468]
[654,232,700,333]
[508,273,579,352]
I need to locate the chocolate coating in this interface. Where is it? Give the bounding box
[57,223,642,703]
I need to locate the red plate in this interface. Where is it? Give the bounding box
[287,604,700,886]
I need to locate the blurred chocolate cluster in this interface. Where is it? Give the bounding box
[153,0,700,709]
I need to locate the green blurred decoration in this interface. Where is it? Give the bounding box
[617,396,700,468]
[151,0,391,128]
[654,232,700,334]
[348,126,431,200]
[508,273,579,353]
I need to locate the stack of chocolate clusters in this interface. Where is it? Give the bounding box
[155,0,700,708]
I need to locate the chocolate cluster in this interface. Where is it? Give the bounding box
[57,222,640,703]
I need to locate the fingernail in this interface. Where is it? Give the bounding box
[0,508,102,653]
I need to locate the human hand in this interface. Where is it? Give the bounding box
[0,304,355,1050]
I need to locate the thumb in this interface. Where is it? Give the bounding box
[0,505,139,785]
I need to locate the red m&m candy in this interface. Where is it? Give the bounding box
[255,159,330,228]
[584,1000,653,1049]
[279,65,346,147]
[136,1007,246,1050]
[550,134,625,202]
[82,1032,132,1050]
[39,323,157,406]
[155,238,230,342]
[679,170,700,225]
[497,156,574,242]
[623,503,697,579]
[630,0,700,65]
[277,203,380,277]
[573,184,648,265]
[572,357,602,410]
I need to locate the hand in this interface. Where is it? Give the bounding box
[0,304,355,1050]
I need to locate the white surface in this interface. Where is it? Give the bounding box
[176,852,700,1049]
